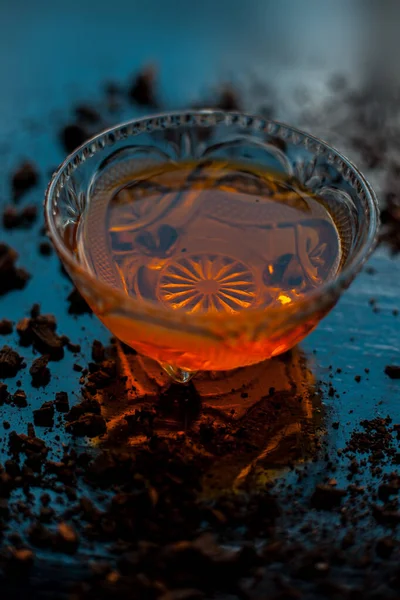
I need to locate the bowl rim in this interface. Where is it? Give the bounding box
[44,109,380,330]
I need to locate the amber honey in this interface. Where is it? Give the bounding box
[75,159,342,373]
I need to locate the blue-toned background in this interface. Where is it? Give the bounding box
[0,0,369,133]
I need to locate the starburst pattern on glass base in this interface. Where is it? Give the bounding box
[157,254,256,314]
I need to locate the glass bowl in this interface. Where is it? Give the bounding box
[45,111,379,382]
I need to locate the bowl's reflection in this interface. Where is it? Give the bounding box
[94,343,323,492]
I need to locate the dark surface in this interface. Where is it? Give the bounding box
[1,3,400,598]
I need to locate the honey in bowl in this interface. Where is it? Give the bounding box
[72,159,344,374]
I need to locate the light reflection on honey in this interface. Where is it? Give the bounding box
[278,293,292,305]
